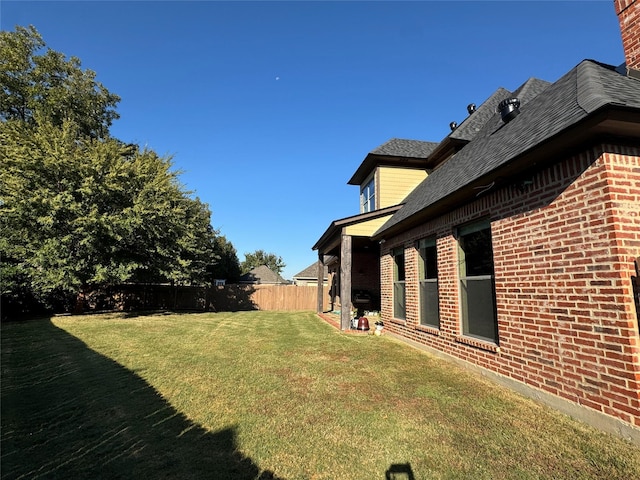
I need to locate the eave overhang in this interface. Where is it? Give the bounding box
[418,136,468,171]
[348,155,431,186]
[373,105,640,241]
[313,204,403,254]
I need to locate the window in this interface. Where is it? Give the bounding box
[418,238,439,328]
[360,177,375,213]
[393,247,406,319]
[457,220,498,343]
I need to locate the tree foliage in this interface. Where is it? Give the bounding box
[209,235,242,283]
[0,26,228,314]
[241,250,286,276]
[0,25,120,139]
[1,119,217,304]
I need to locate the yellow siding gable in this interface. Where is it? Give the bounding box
[344,215,394,236]
[378,166,427,208]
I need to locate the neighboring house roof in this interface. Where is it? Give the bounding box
[293,263,329,281]
[348,138,439,186]
[374,59,640,239]
[238,265,287,284]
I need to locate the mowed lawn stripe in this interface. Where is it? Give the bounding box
[2,311,639,480]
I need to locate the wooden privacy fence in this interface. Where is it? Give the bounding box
[210,285,329,312]
[87,284,330,313]
[247,285,329,311]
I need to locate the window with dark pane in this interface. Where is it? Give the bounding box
[393,247,406,320]
[418,238,439,328]
[360,177,375,213]
[458,221,498,343]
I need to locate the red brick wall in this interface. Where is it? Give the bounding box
[352,248,381,311]
[616,0,640,71]
[380,143,640,428]
[352,249,380,292]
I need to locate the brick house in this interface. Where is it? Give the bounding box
[313,139,437,327]
[314,0,640,441]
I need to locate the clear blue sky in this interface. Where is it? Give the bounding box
[1,1,625,280]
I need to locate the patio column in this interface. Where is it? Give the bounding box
[316,255,324,313]
[340,234,352,330]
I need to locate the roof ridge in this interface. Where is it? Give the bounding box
[450,87,512,141]
[293,263,328,279]
[511,77,552,106]
[374,59,640,239]
[577,59,620,113]
[370,138,439,156]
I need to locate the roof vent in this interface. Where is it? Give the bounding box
[467,103,476,114]
[449,121,457,131]
[498,98,521,123]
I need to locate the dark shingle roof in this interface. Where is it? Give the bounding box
[450,87,512,142]
[239,265,287,284]
[369,138,439,157]
[348,139,438,186]
[293,263,328,280]
[512,77,552,103]
[375,60,640,237]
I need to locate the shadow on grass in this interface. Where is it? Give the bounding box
[1,318,281,480]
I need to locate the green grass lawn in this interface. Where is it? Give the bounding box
[2,311,639,480]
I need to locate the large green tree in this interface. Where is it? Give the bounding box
[241,250,286,276]
[0,25,120,139]
[0,119,217,307]
[0,25,222,314]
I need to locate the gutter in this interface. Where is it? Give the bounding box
[373,105,640,241]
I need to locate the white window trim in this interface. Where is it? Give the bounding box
[360,175,375,213]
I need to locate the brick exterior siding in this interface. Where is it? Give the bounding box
[380,143,640,428]
[351,249,380,293]
[616,0,640,71]
[351,248,381,310]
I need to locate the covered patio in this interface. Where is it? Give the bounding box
[312,206,399,330]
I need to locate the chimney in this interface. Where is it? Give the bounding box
[615,0,640,78]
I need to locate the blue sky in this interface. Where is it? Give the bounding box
[1,1,625,280]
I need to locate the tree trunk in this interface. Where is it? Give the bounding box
[74,286,87,314]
